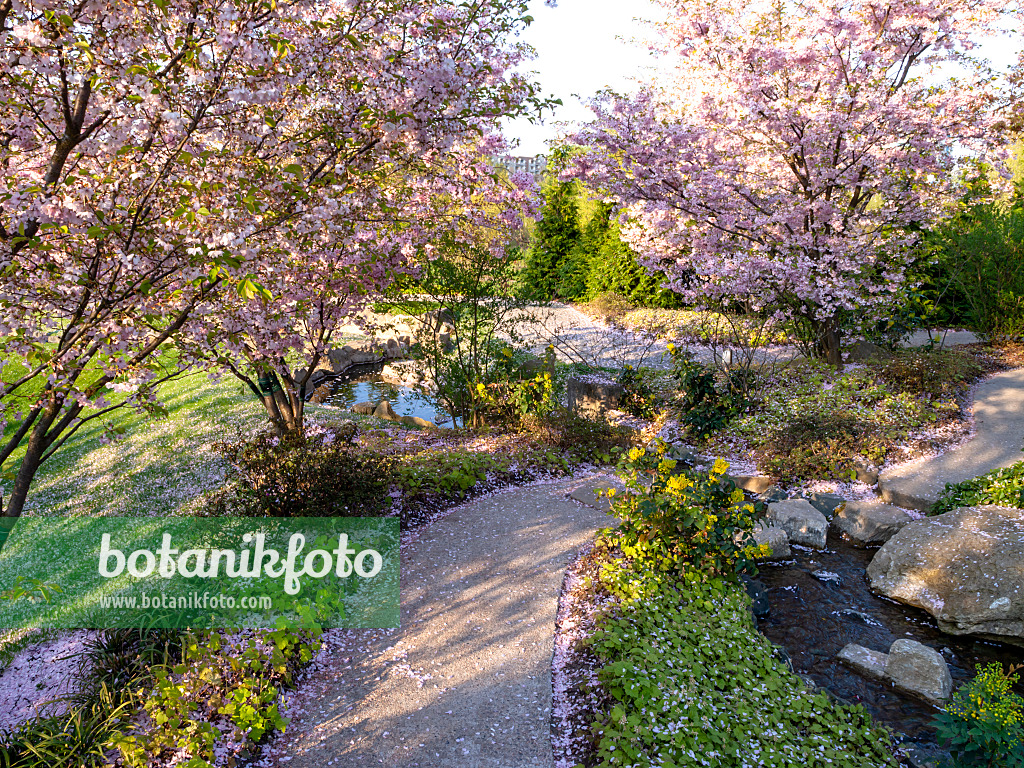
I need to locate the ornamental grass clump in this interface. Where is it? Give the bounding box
[933,663,1024,768]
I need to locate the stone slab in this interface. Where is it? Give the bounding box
[836,643,888,679]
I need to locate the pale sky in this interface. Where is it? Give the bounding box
[502,0,1022,158]
[501,0,668,156]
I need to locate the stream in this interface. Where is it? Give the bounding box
[324,364,453,427]
[756,538,1024,742]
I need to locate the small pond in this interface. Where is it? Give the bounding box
[756,538,1024,742]
[324,364,453,427]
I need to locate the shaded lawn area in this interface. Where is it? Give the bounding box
[1,363,264,518]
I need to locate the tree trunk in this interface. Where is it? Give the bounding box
[3,402,60,518]
[817,321,844,369]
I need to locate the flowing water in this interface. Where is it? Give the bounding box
[756,539,1024,741]
[324,365,452,427]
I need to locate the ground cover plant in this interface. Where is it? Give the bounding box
[576,446,897,767]
[931,462,1024,516]
[676,349,994,484]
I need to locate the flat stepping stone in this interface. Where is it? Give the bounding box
[832,501,913,547]
[566,474,625,512]
[878,368,1024,511]
[277,480,614,767]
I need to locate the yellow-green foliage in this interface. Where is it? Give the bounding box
[934,663,1024,768]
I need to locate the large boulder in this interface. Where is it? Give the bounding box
[729,475,774,494]
[867,506,1024,645]
[341,343,383,366]
[766,500,828,549]
[832,501,913,547]
[567,376,624,420]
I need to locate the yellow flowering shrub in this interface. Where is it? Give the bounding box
[601,439,764,587]
[934,663,1024,768]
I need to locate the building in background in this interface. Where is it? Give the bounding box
[496,154,547,180]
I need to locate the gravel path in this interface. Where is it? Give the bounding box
[512,303,687,369]
[275,477,613,768]
[878,367,1024,511]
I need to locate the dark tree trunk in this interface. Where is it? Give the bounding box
[3,401,61,518]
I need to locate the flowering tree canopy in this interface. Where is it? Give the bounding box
[571,0,1015,362]
[0,0,546,516]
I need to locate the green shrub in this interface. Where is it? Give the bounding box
[929,204,1024,341]
[215,430,394,517]
[615,364,657,419]
[933,663,1024,768]
[587,564,897,768]
[669,346,748,437]
[113,629,317,768]
[585,290,636,321]
[931,461,1024,516]
[603,441,764,584]
[518,410,634,463]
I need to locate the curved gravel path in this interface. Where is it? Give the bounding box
[878,367,1024,511]
[275,477,614,768]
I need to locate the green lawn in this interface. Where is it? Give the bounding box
[4,369,340,519]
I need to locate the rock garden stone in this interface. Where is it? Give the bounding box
[837,643,888,679]
[373,400,400,421]
[566,475,626,513]
[352,401,376,416]
[341,343,383,366]
[308,384,332,404]
[729,474,774,494]
[867,505,1024,645]
[751,523,791,560]
[884,639,953,704]
[853,460,880,486]
[757,486,789,503]
[832,501,913,547]
[804,492,846,517]
[766,499,828,549]
[837,639,953,704]
[846,340,894,363]
[811,570,841,586]
[328,348,351,373]
[741,577,770,619]
[567,376,624,420]
[400,415,434,429]
[420,307,455,332]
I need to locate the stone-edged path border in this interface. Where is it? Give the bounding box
[274,477,613,767]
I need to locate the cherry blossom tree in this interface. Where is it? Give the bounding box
[0,0,546,517]
[571,0,1015,363]
[180,139,539,437]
